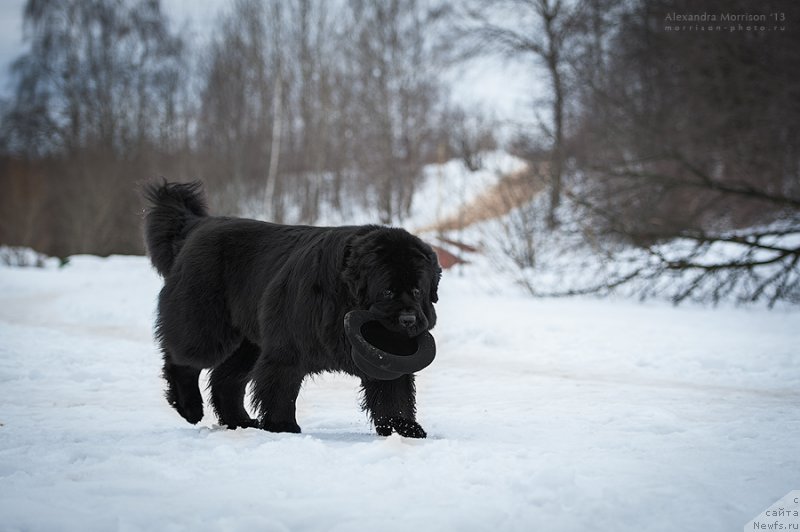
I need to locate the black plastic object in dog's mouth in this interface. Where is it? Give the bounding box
[344,310,436,380]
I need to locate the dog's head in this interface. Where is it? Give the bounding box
[343,227,441,337]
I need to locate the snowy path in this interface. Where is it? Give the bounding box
[1,256,798,531]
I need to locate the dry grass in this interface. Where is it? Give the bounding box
[419,162,547,234]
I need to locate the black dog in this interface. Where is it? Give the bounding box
[142,181,440,438]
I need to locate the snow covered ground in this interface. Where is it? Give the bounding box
[1,255,798,531]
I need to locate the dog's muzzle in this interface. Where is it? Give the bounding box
[398,311,417,329]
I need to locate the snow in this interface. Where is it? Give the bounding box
[262,151,528,230]
[1,255,798,531]
[435,177,800,306]
[409,151,528,231]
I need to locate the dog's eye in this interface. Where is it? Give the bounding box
[382,289,395,300]
[412,288,421,299]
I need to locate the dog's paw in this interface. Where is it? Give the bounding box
[167,394,203,425]
[375,417,427,439]
[393,419,427,439]
[375,419,394,437]
[261,419,302,434]
[223,418,259,430]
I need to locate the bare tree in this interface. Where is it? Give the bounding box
[342,0,446,224]
[197,0,274,213]
[2,0,188,257]
[458,0,584,227]
[1,0,458,256]
[6,0,185,157]
[447,107,497,172]
[560,0,800,305]
[456,0,800,306]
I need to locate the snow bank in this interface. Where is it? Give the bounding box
[409,150,528,232]
[1,255,798,531]
[0,245,57,268]
[258,151,528,230]
[433,178,800,307]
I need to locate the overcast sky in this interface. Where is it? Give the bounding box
[0,0,541,127]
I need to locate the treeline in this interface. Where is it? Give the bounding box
[458,0,800,304]
[2,0,799,304]
[0,0,477,257]
[571,0,800,240]
[571,0,800,304]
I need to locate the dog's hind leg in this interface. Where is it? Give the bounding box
[250,347,305,433]
[209,339,260,429]
[162,353,204,424]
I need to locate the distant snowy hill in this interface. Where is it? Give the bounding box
[409,151,529,233]
[400,152,800,306]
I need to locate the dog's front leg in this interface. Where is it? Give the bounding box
[360,374,426,438]
[250,354,304,433]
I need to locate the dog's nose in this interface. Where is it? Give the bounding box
[399,313,416,328]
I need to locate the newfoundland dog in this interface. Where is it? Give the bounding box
[142,181,440,438]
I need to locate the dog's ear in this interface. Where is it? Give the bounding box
[343,228,384,304]
[426,247,442,304]
[342,243,368,303]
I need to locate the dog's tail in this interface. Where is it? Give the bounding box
[141,180,208,276]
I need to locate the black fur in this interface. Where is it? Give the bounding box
[141,180,208,276]
[142,180,441,438]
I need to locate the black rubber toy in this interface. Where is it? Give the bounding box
[344,310,436,380]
